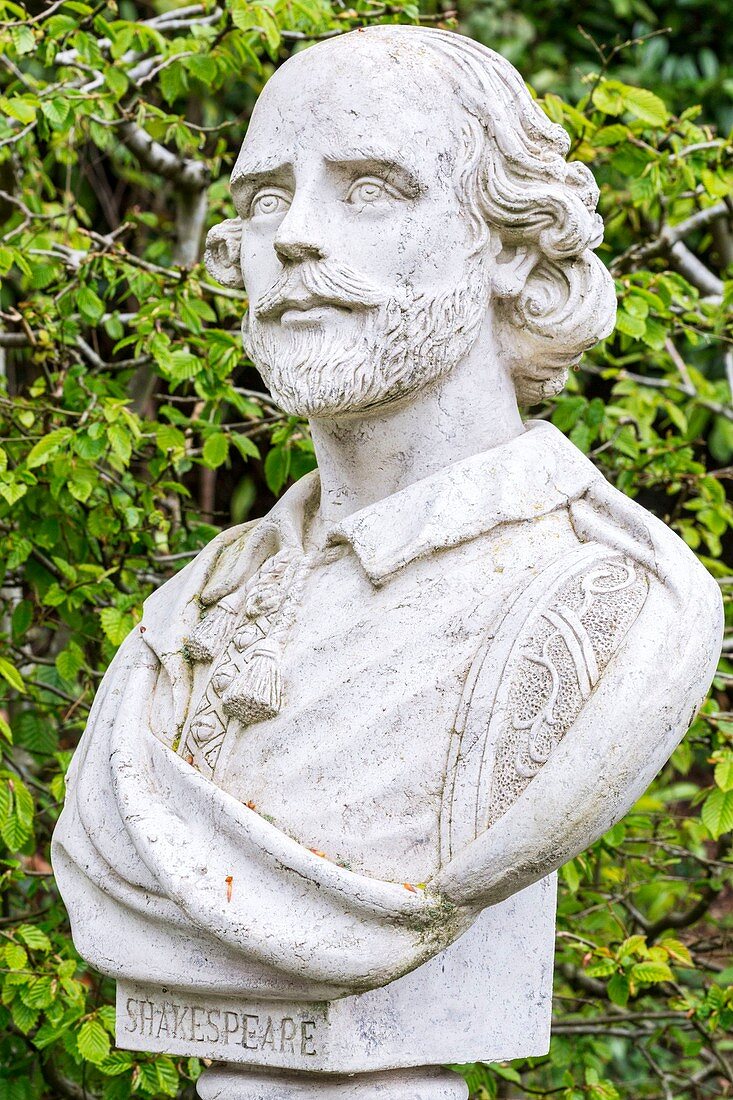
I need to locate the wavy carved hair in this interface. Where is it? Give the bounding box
[354,27,617,405]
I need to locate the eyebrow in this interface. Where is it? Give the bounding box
[324,151,424,196]
[230,146,425,207]
[231,160,294,208]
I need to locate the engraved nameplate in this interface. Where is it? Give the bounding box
[116,982,328,1067]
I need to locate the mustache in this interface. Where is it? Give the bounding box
[253,261,387,321]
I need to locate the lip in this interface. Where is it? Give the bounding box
[279,304,353,326]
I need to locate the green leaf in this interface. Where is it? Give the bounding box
[187,54,218,86]
[1,95,37,124]
[631,961,674,984]
[552,396,586,433]
[7,534,32,568]
[15,709,57,754]
[156,425,187,455]
[42,583,67,608]
[10,607,31,646]
[77,285,105,324]
[56,644,85,684]
[14,778,34,829]
[13,708,54,752]
[156,1058,181,1097]
[617,935,647,959]
[714,752,733,792]
[108,423,132,465]
[77,1016,111,1064]
[41,98,71,128]
[26,427,73,469]
[68,467,95,503]
[264,445,291,495]
[702,787,733,838]
[615,310,646,338]
[137,1063,162,1092]
[99,607,135,646]
[0,779,11,825]
[586,959,617,978]
[492,1064,522,1084]
[12,999,40,1034]
[660,938,693,966]
[0,479,28,505]
[44,13,79,37]
[17,925,51,952]
[98,1050,134,1076]
[11,23,35,55]
[0,657,26,694]
[592,81,625,115]
[22,976,54,1008]
[34,1005,85,1050]
[561,858,581,893]
[231,433,261,461]
[5,942,28,969]
[104,66,129,99]
[167,350,201,382]
[606,972,630,1006]
[591,123,629,147]
[160,62,189,105]
[621,86,669,126]
[202,433,230,469]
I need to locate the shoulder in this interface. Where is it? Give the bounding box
[441,479,723,857]
[569,471,723,631]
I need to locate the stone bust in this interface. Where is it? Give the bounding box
[52,24,723,1100]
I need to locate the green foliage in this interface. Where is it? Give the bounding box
[0,1,731,1098]
[462,0,733,130]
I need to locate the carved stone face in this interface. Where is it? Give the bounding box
[229,38,492,418]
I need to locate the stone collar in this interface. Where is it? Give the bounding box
[253,419,601,587]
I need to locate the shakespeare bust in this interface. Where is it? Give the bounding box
[52,25,723,1100]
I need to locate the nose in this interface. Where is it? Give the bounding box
[274,238,325,264]
[273,194,327,264]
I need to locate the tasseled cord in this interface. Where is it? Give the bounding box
[221,640,282,724]
[185,601,238,662]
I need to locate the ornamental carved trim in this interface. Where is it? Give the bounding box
[440,543,649,864]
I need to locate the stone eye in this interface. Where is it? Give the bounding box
[347,178,391,206]
[250,190,290,217]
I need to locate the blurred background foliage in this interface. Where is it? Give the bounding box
[0,0,732,1098]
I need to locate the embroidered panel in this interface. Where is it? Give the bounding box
[486,555,648,827]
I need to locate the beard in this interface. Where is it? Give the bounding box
[243,259,489,418]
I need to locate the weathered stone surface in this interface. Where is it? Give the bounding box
[195,1066,469,1100]
[52,23,723,1099]
[115,878,555,1071]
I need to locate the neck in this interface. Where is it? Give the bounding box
[309,320,524,523]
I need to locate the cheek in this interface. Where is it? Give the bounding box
[240,226,282,292]
[387,208,474,289]
[338,205,469,289]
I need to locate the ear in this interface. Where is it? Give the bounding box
[204,218,244,289]
[489,243,540,299]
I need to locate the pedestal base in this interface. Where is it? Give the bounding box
[196,1065,469,1100]
[118,877,556,1074]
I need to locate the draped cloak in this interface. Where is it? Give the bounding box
[51,422,723,1001]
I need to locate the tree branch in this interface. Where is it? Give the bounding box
[116,122,209,193]
[668,241,724,296]
[41,1054,91,1100]
[612,197,732,278]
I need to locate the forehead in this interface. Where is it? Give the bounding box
[232,39,462,185]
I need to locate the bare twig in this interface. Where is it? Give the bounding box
[613,199,732,279]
